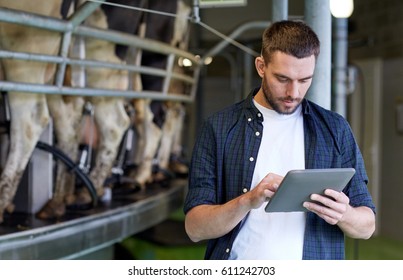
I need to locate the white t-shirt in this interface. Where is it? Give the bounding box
[229,100,306,260]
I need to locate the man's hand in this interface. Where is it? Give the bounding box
[303,189,375,239]
[241,173,283,209]
[303,189,349,225]
[185,172,283,242]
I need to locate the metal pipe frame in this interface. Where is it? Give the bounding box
[201,20,270,61]
[0,5,200,102]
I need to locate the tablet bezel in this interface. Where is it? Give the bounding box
[264,168,356,213]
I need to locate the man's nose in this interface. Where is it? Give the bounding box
[286,82,299,98]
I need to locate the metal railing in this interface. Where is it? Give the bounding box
[0,2,200,102]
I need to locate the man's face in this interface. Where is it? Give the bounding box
[255,51,316,115]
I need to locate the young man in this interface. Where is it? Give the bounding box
[183,20,376,260]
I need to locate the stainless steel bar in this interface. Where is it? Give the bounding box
[69,0,105,27]
[0,8,198,62]
[0,50,195,85]
[162,53,176,95]
[0,50,194,80]
[190,64,201,101]
[0,7,72,32]
[55,31,73,87]
[0,81,194,102]
[75,25,198,62]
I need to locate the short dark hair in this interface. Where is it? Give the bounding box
[261,20,320,64]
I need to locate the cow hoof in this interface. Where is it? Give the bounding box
[64,194,77,206]
[0,206,5,224]
[169,160,189,177]
[112,182,141,196]
[0,202,15,223]
[152,167,175,185]
[36,200,66,220]
[74,188,94,206]
[6,203,15,213]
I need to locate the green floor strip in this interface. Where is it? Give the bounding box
[120,237,206,260]
[346,235,403,260]
[118,207,403,260]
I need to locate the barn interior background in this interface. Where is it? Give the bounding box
[0,0,403,260]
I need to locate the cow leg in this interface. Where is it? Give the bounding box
[75,97,130,203]
[36,95,85,219]
[155,101,188,180]
[130,99,162,188]
[153,102,176,182]
[0,92,50,223]
[169,102,188,176]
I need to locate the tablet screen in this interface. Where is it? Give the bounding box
[264,168,356,212]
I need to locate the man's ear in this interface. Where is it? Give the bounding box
[255,56,266,78]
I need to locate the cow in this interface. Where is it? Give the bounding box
[155,0,192,181]
[0,0,67,222]
[0,0,133,221]
[127,0,192,188]
[0,0,194,222]
[73,0,192,195]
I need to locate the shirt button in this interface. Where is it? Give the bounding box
[249,157,254,162]
[243,188,248,193]
[255,131,260,137]
[247,117,252,122]
[225,248,230,253]
[257,113,262,117]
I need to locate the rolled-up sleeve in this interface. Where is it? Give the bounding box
[184,119,218,214]
[340,120,376,213]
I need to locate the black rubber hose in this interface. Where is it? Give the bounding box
[36,141,98,208]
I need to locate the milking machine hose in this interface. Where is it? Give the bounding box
[36,141,98,208]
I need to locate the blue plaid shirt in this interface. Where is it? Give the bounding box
[184,88,376,260]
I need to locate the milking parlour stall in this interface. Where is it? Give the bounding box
[0,0,201,259]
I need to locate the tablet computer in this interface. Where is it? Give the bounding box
[264,168,356,213]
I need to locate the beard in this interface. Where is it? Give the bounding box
[261,76,303,115]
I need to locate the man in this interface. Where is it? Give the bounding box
[183,20,376,260]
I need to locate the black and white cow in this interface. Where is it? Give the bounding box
[129,0,191,188]
[0,0,134,221]
[0,0,193,222]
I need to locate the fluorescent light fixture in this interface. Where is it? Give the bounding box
[330,0,354,18]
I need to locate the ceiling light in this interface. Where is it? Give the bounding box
[330,0,354,18]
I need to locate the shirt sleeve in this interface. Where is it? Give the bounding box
[340,119,376,213]
[183,119,219,214]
